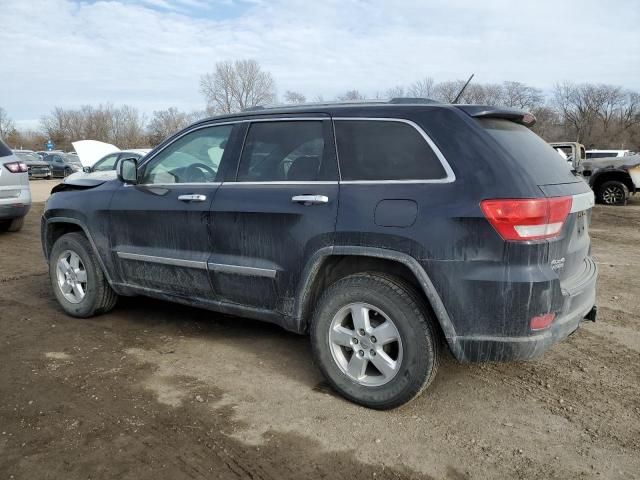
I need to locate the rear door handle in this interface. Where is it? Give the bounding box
[178,194,207,202]
[291,195,329,205]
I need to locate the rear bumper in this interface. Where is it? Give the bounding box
[0,203,30,220]
[449,258,597,362]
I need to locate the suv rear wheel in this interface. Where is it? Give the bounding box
[310,273,440,409]
[49,232,117,317]
[598,180,629,205]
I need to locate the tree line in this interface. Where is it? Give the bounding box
[2,59,639,152]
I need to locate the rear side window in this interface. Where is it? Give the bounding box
[0,139,12,157]
[479,119,576,185]
[334,120,447,181]
[237,121,336,182]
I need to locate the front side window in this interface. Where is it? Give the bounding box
[334,120,447,181]
[94,153,119,172]
[142,124,233,184]
[236,121,333,182]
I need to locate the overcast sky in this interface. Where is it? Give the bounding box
[2,0,639,128]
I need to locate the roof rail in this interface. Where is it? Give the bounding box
[242,97,441,112]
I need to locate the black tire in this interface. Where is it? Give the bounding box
[7,216,24,232]
[310,272,441,409]
[63,167,72,178]
[49,232,117,317]
[598,180,629,206]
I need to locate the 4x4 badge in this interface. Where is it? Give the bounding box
[551,257,565,271]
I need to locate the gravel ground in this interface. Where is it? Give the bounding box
[0,194,639,480]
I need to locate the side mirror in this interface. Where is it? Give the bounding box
[118,157,139,184]
[83,166,92,173]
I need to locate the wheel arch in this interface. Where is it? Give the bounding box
[43,217,114,285]
[590,169,635,194]
[294,246,459,354]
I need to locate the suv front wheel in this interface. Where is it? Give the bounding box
[49,232,118,317]
[311,273,441,409]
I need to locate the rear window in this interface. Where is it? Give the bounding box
[586,152,619,159]
[478,119,577,185]
[0,139,12,157]
[335,120,447,181]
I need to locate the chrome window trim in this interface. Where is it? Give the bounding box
[332,117,456,184]
[207,262,277,279]
[116,252,207,270]
[220,181,338,186]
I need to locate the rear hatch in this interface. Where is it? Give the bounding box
[476,116,593,285]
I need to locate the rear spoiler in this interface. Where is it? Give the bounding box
[455,105,536,127]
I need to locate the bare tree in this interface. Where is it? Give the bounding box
[200,59,276,114]
[0,107,15,138]
[384,86,405,99]
[407,77,436,98]
[553,82,606,142]
[337,89,365,101]
[147,107,191,145]
[502,81,543,110]
[284,90,306,104]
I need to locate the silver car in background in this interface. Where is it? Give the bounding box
[0,138,31,232]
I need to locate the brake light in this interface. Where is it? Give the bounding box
[4,162,28,173]
[530,313,555,331]
[480,197,572,241]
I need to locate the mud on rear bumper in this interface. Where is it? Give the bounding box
[449,258,598,362]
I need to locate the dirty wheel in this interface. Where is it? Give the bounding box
[310,273,440,409]
[598,181,629,206]
[49,232,117,317]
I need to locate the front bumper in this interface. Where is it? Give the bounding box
[449,258,598,362]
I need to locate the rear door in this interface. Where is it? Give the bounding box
[209,117,339,312]
[108,123,239,298]
[478,118,594,283]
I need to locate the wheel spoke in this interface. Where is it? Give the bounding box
[60,281,72,294]
[71,282,84,299]
[330,325,354,348]
[75,269,87,283]
[371,320,399,345]
[70,253,80,269]
[350,305,370,333]
[346,353,367,380]
[370,351,398,379]
[59,258,71,272]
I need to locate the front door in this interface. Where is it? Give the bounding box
[209,118,339,313]
[108,123,239,298]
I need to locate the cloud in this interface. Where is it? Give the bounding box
[1,0,639,124]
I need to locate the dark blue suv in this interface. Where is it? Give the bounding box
[41,101,597,409]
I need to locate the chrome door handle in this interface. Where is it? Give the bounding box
[291,195,329,205]
[178,194,207,202]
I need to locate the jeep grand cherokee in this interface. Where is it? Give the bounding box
[41,101,597,409]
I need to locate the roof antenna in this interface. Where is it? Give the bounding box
[452,73,474,104]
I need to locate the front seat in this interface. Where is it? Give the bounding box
[287,155,320,181]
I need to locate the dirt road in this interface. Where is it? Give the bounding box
[1,196,639,479]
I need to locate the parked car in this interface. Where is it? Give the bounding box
[42,152,83,177]
[42,101,597,409]
[83,149,150,173]
[0,139,31,232]
[585,149,631,159]
[13,150,52,179]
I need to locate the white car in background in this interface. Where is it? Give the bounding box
[586,149,632,159]
[0,139,31,232]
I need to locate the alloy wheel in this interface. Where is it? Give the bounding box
[55,250,88,304]
[328,302,403,387]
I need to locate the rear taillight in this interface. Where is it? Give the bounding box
[530,313,555,331]
[3,162,28,173]
[480,197,572,241]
